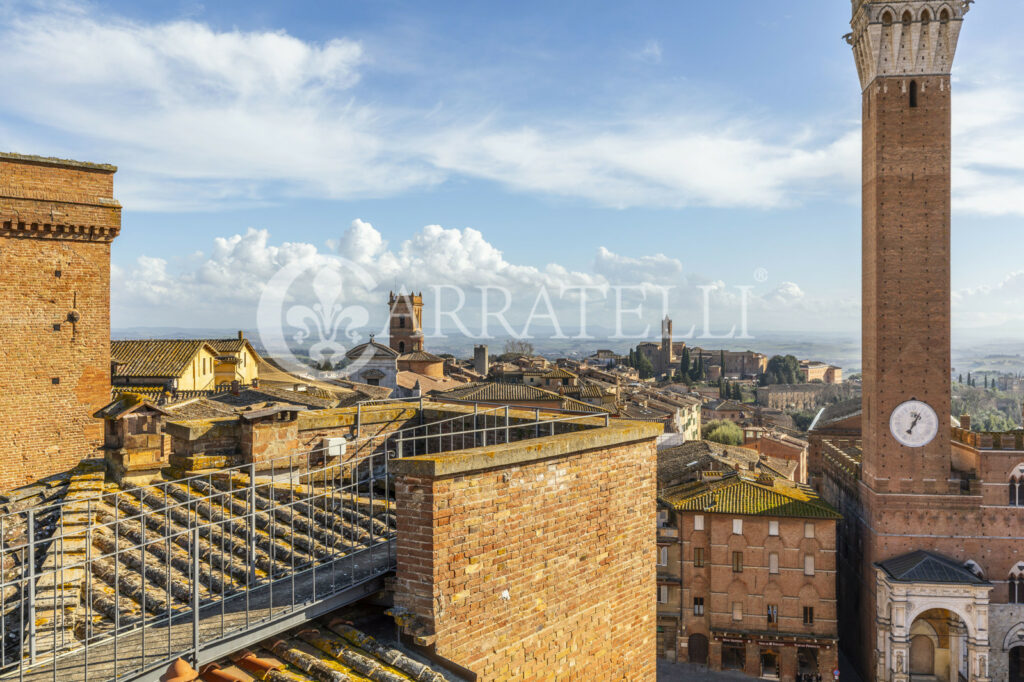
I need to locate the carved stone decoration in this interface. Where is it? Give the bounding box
[848,1,969,89]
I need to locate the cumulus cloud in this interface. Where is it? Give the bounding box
[112,219,859,336]
[634,39,663,64]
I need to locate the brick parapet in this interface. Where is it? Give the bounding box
[393,420,660,680]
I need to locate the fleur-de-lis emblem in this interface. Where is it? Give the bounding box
[285,266,368,365]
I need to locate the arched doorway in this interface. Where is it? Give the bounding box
[1011,645,1024,682]
[687,633,708,665]
[908,608,967,681]
[910,635,935,674]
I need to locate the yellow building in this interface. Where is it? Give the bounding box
[111,332,261,391]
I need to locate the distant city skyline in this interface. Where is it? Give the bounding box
[2,0,1023,335]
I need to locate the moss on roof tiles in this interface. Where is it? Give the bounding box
[661,472,840,519]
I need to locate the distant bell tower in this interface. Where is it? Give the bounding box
[388,291,424,353]
[660,316,673,371]
[849,0,970,492]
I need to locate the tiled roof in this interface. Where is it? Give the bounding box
[809,397,862,431]
[0,463,398,669]
[201,609,456,681]
[211,386,340,410]
[206,338,248,354]
[434,382,559,402]
[397,350,444,363]
[877,550,989,585]
[111,339,216,378]
[661,471,841,519]
[432,383,608,414]
[346,340,399,360]
[542,367,577,379]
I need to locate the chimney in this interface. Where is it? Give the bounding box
[960,414,971,431]
[231,380,240,395]
[238,330,244,340]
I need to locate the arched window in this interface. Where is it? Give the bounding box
[902,10,913,25]
[1010,567,1024,603]
[1010,475,1023,506]
[940,8,950,23]
[881,10,894,26]
[910,80,919,108]
[399,317,406,328]
[921,9,931,24]
[398,341,405,353]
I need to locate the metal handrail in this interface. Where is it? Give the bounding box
[0,399,607,680]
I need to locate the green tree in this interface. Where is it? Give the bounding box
[764,355,801,385]
[636,352,655,379]
[703,419,743,446]
[958,374,963,384]
[680,348,691,382]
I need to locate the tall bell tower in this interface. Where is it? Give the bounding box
[847,3,976,679]
[850,0,970,494]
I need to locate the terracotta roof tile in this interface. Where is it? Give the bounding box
[111,339,216,378]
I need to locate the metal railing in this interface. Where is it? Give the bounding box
[0,400,607,681]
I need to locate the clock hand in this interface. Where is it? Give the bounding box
[906,413,921,435]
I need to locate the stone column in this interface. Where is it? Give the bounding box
[948,622,966,682]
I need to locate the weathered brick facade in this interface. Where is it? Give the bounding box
[391,420,660,680]
[0,153,120,489]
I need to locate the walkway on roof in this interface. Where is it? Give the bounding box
[7,543,393,682]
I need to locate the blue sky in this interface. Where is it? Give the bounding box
[2,0,1023,340]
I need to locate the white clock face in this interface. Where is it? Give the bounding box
[889,400,939,448]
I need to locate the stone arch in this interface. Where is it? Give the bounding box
[881,8,895,25]
[920,7,931,23]
[688,633,709,665]
[911,617,940,648]
[1009,563,1024,603]
[939,5,952,22]
[962,559,985,580]
[1001,622,1024,651]
[902,9,913,24]
[907,602,976,640]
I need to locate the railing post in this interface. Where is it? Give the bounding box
[535,408,540,438]
[505,405,510,444]
[397,437,403,459]
[248,463,257,585]
[605,413,610,427]
[356,403,361,437]
[191,527,200,666]
[26,509,36,665]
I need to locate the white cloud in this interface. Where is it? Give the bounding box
[634,39,662,64]
[113,219,859,335]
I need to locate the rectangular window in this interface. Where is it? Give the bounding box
[732,602,743,621]
[769,552,779,574]
[732,551,743,573]
[804,522,815,539]
[694,547,705,568]
[767,604,778,626]
[732,518,743,535]
[804,555,815,576]
[693,597,704,616]
[694,514,704,531]
[657,546,668,566]
[658,585,669,604]
[657,510,668,527]
[769,520,779,536]
[803,606,815,625]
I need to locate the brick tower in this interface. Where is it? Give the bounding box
[847,2,975,678]
[0,153,121,488]
[388,291,423,353]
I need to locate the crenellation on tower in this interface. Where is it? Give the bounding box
[848,1,972,90]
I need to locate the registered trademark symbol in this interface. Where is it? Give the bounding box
[753,267,768,282]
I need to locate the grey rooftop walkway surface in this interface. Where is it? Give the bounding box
[4,543,393,682]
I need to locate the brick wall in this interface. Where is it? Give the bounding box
[392,420,660,680]
[0,153,120,489]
